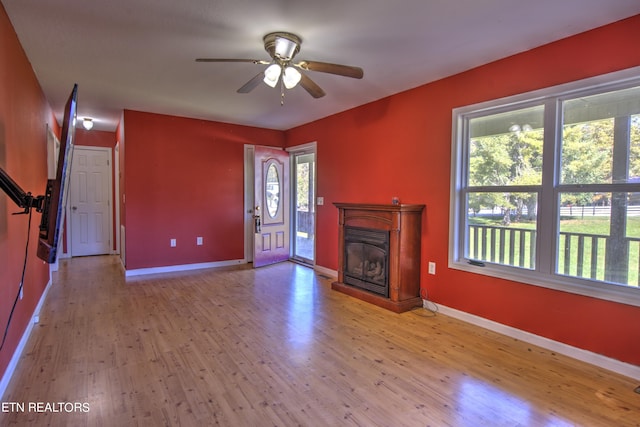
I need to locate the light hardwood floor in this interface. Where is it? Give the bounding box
[1,255,639,426]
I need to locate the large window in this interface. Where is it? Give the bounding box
[450,69,640,306]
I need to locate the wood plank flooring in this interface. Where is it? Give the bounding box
[1,255,639,426]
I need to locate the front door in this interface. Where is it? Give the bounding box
[253,146,289,267]
[69,147,112,257]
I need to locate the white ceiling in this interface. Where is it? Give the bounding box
[3,0,640,132]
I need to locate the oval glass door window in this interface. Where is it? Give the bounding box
[266,163,280,218]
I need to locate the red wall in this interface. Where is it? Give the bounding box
[123,110,284,270]
[0,5,55,378]
[286,15,640,366]
[76,128,116,149]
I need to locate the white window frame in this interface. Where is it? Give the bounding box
[449,66,640,307]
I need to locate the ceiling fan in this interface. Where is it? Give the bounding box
[196,32,364,101]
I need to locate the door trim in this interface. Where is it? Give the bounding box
[66,146,114,257]
[114,142,121,256]
[244,145,255,263]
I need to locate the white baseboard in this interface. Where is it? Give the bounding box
[431,301,640,381]
[314,265,337,279]
[0,278,53,400]
[125,259,246,277]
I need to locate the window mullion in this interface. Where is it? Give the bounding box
[536,99,560,275]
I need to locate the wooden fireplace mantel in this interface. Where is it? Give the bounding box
[332,202,425,313]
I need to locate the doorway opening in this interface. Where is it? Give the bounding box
[244,143,316,266]
[67,146,113,258]
[290,145,316,265]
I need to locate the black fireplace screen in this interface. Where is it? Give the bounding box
[343,226,389,297]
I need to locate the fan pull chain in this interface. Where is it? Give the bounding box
[280,79,285,106]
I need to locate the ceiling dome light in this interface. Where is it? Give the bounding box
[82,118,94,130]
[263,64,282,88]
[282,66,302,89]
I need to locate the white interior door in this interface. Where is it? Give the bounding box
[253,146,290,267]
[69,146,112,257]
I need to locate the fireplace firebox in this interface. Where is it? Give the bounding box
[332,203,425,313]
[344,226,390,297]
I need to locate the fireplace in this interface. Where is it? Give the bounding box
[333,203,425,313]
[343,226,390,297]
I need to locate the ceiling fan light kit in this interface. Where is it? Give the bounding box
[282,67,301,89]
[196,31,363,103]
[263,63,281,88]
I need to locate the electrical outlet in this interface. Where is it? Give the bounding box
[317,197,324,206]
[197,236,203,246]
[170,238,177,247]
[428,262,436,275]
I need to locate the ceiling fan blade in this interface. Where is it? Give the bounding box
[295,60,363,79]
[196,58,269,65]
[299,73,326,98]
[237,72,265,93]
